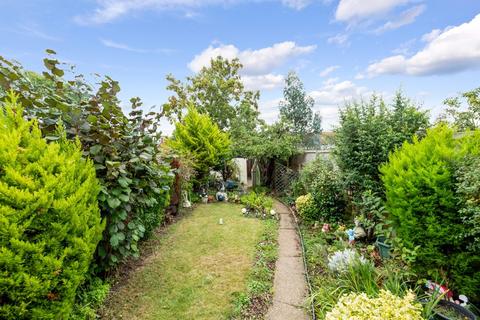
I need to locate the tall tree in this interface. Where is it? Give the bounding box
[443,87,480,130]
[163,57,260,130]
[279,71,321,137]
[334,92,429,196]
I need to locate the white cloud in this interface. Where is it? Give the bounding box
[258,77,371,127]
[101,38,148,53]
[7,24,60,41]
[259,98,282,123]
[75,0,313,24]
[367,55,407,75]
[188,41,315,91]
[319,65,340,77]
[327,34,349,46]
[309,78,370,129]
[281,0,311,10]
[310,78,369,105]
[242,74,284,91]
[188,41,316,74]
[100,38,175,54]
[421,28,442,42]
[354,73,365,80]
[367,13,480,76]
[375,5,425,33]
[391,38,416,55]
[335,0,411,22]
[189,44,238,71]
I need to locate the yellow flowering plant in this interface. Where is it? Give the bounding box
[295,193,317,221]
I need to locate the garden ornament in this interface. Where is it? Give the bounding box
[426,280,453,299]
[346,229,355,244]
[241,208,247,214]
[353,218,366,239]
[219,218,224,225]
[270,209,276,216]
[216,183,228,201]
[200,188,208,203]
[322,223,331,233]
[216,191,227,201]
[458,295,468,306]
[182,190,192,208]
[225,179,238,191]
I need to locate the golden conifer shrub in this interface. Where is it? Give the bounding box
[0,93,105,319]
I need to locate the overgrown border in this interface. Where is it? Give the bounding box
[229,218,279,319]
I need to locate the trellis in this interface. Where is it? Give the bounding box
[273,162,299,194]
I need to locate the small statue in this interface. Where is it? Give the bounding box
[354,219,366,239]
[182,190,191,208]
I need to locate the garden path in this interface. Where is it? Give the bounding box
[266,200,309,320]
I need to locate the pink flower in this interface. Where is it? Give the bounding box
[322,223,331,233]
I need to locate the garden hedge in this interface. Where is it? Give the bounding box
[381,125,480,301]
[0,95,104,319]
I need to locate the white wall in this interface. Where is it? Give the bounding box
[233,158,248,186]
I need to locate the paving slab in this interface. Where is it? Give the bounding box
[266,300,307,320]
[266,200,309,320]
[279,213,295,229]
[278,230,302,258]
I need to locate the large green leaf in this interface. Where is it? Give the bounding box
[107,197,121,209]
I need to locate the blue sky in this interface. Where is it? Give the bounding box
[1,0,480,133]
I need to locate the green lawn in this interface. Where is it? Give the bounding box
[101,203,269,320]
